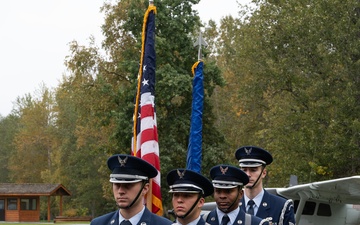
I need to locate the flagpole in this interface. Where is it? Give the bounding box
[197,33,202,61]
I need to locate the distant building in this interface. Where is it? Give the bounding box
[0,183,71,222]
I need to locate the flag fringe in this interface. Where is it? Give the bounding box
[152,194,163,215]
[191,60,202,75]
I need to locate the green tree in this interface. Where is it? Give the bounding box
[0,114,20,182]
[205,16,251,157]
[8,85,57,183]
[215,0,360,186]
[54,38,116,216]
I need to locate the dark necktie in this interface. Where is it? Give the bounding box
[120,220,132,225]
[247,199,255,215]
[221,214,230,225]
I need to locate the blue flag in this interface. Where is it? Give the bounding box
[186,61,204,173]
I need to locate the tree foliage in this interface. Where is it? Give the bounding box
[0,114,20,182]
[213,0,360,186]
[8,86,57,183]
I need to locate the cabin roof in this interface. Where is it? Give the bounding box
[0,183,71,196]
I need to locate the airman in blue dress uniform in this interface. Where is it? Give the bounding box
[204,164,269,225]
[167,169,213,225]
[235,146,295,225]
[90,154,172,225]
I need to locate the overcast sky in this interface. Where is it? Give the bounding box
[0,0,250,116]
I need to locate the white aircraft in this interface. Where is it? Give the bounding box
[201,175,360,225]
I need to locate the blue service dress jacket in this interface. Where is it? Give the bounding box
[240,190,295,225]
[204,208,269,225]
[196,216,208,225]
[90,207,173,225]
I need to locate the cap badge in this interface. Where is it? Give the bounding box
[117,156,128,167]
[177,169,186,179]
[245,147,252,155]
[220,166,228,175]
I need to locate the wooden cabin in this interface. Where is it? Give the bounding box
[0,183,71,222]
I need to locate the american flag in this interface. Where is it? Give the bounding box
[132,5,163,215]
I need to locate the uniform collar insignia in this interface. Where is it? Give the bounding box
[220,166,228,175]
[118,156,128,167]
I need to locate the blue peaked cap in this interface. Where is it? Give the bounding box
[210,164,249,189]
[235,146,273,167]
[167,169,213,197]
[107,154,157,183]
